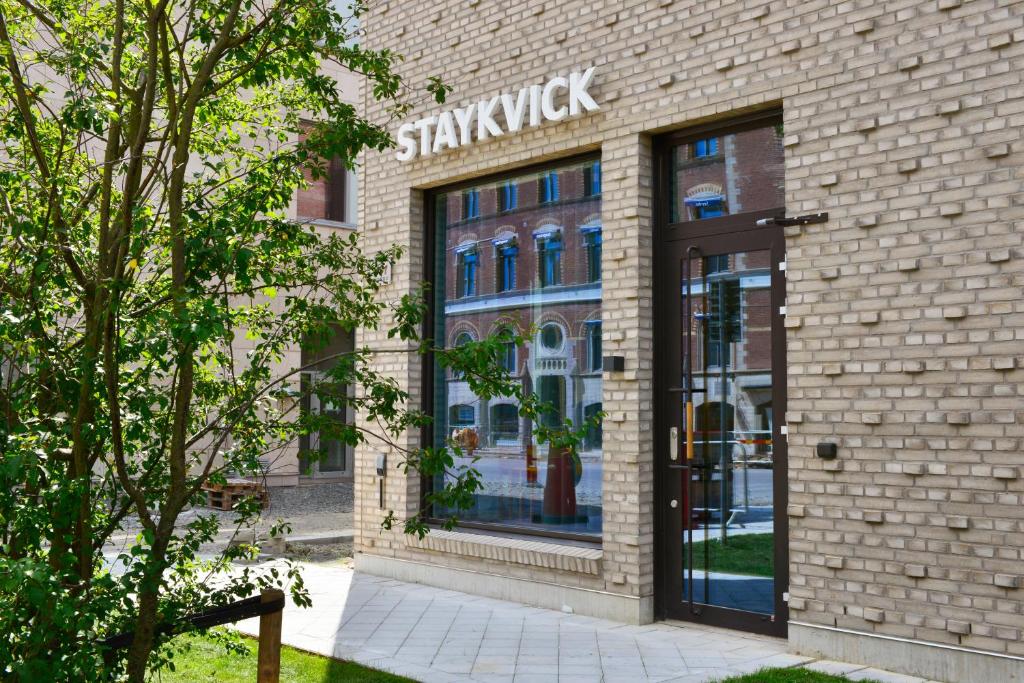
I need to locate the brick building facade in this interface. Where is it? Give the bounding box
[353,1,1024,680]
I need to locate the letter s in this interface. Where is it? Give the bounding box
[396,123,417,161]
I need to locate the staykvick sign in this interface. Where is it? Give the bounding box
[395,67,599,162]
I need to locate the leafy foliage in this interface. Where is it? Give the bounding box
[0,0,595,679]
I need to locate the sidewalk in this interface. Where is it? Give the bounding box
[234,561,940,683]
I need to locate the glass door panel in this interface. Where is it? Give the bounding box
[681,248,776,617]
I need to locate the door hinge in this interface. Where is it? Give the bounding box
[783,592,790,603]
[780,425,788,436]
[779,305,787,316]
[778,260,787,272]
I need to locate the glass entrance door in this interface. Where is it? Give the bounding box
[681,247,776,617]
[657,227,787,636]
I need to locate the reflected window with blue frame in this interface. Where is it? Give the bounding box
[500,182,518,212]
[463,189,480,219]
[458,249,478,297]
[583,228,601,282]
[584,162,601,197]
[538,234,562,287]
[539,171,560,203]
[498,243,517,292]
[694,137,719,158]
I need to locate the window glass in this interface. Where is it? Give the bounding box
[432,157,602,537]
[585,321,602,372]
[670,123,784,223]
[500,182,518,212]
[498,244,517,292]
[583,228,601,282]
[463,189,480,219]
[539,171,560,203]
[537,234,562,287]
[295,124,349,224]
[583,162,601,197]
[457,249,478,297]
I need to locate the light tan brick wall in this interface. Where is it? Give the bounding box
[357,0,1024,654]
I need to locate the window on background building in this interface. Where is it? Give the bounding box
[462,189,480,220]
[585,321,602,372]
[583,402,603,449]
[499,182,518,212]
[490,404,519,439]
[431,156,603,538]
[449,404,475,427]
[539,171,560,203]
[540,323,563,352]
[298,325,354,478]
[537,375,565,428]
[583,162,602,197]
[707,254,730,274]
[295,147,357,224]
[457,249,478,297]
[498,328,516,373]
[694,137,719,158]
[451,331,473,378]
[498,243,517,292]
[583,228,601,282]
[706,273,742,368]
[696,201,724,219]
[537,234,562,287]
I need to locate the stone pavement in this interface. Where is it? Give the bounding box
[234,561,942,683]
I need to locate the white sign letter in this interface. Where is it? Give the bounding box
[500,87,530,133]
[414,116,436,158]
[569,67,599,116]
[529,84,543,127]
[396,123,417,161]
[477,96,504,140]
[433,112,458,153]
[541,76,568,121]
[454,104,477,145]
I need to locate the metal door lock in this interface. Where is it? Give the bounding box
[670,500,678,508]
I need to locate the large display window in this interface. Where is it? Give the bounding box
[428,156,603,540]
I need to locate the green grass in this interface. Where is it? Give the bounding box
[151,631,415,683]
[715,668,881,682]
[689,532,774,577]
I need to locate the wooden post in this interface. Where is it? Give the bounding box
[256,589,284,683]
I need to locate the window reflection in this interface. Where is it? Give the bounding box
[671,124,784,223]
[432,159,603,537]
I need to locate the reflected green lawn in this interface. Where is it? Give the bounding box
[688,532,774,577]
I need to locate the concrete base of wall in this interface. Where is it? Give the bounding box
[790,621,1024,682]
[355,552,654,625]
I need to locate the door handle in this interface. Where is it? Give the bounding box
[670,427,678,460]
[686,400,694,460]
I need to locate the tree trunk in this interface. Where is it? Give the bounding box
[123,533,170,682]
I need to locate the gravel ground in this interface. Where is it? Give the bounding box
[215,480,354,537]
[102,482,354,561]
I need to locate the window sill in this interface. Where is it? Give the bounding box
[303,218,358,230]
[406,528,602,575]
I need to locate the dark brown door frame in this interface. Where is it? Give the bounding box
[652,114,789,637]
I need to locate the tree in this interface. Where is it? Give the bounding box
[0,0,484,679]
